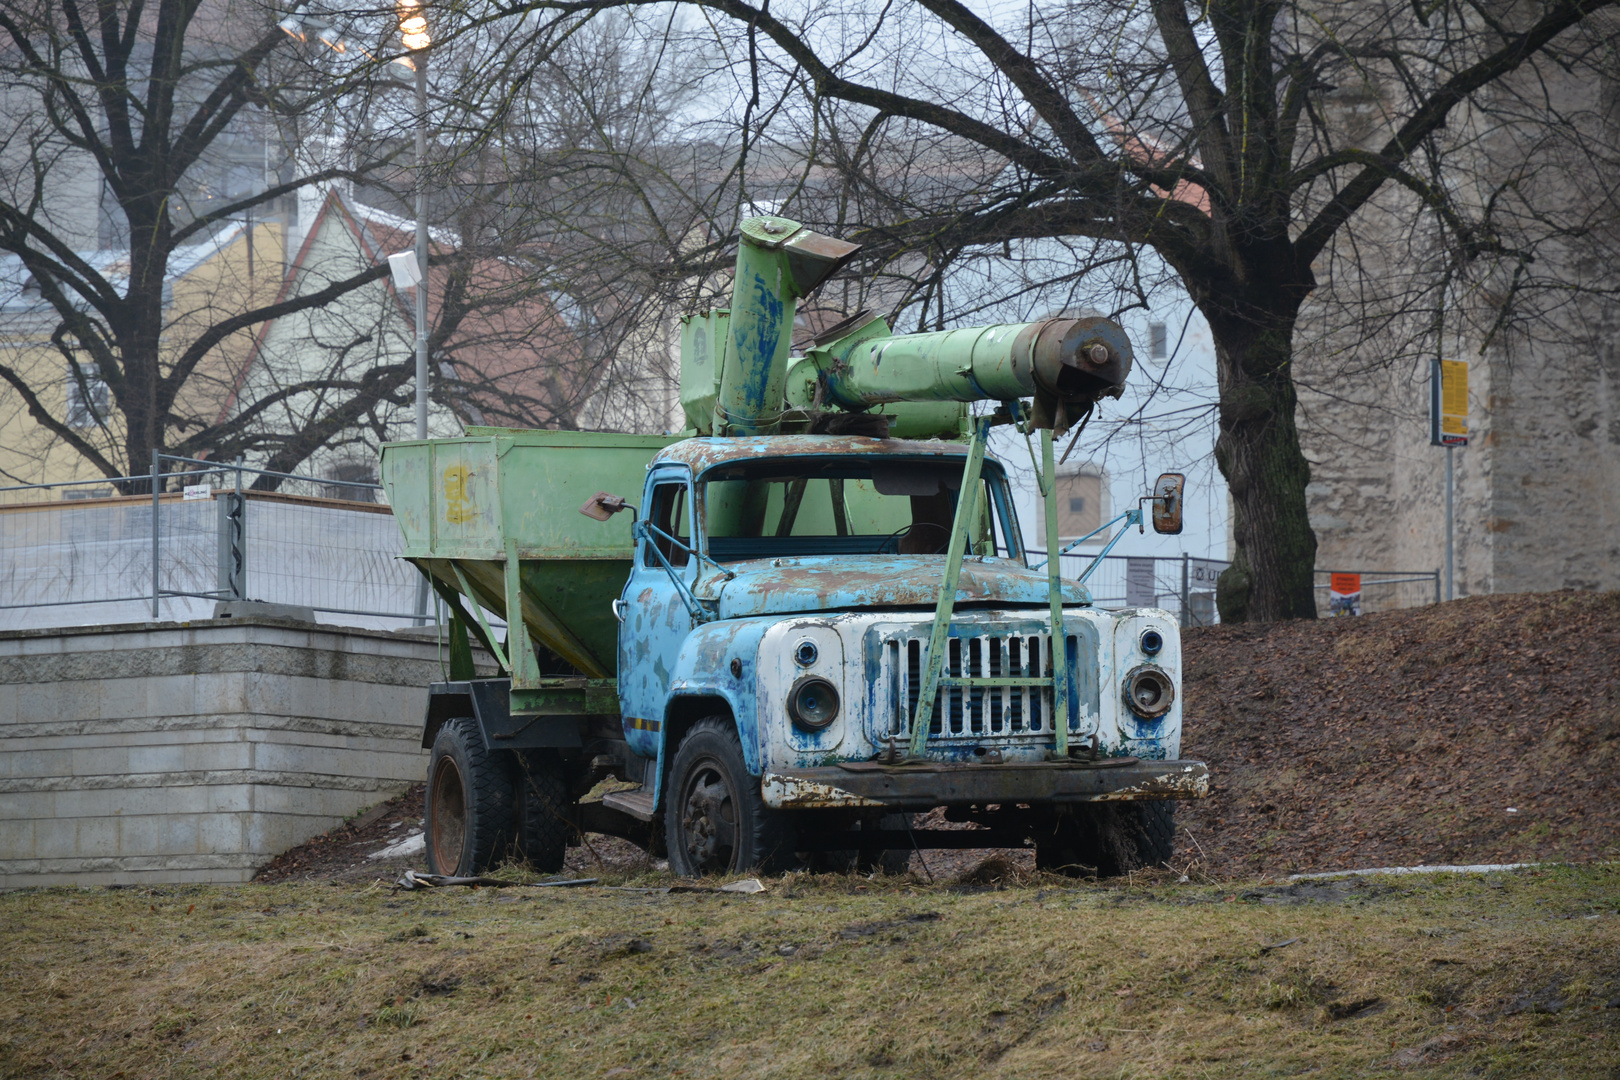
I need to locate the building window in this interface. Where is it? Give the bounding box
[1148,321,1168,361]
[64,363,109,428]
[1044,469,1105,541]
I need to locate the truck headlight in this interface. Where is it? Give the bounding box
[1123,665,1175,718]
[788,675,840,731]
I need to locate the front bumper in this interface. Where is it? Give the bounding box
[762,757,1209,809]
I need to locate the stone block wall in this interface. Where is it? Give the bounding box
[0,616,473,887]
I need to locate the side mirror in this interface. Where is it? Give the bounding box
[1150,473,1184,535]
[579,491,634,522]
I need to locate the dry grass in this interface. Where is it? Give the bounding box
[2,865,1617,1079]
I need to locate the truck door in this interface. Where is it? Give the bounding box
[617,469,696,758]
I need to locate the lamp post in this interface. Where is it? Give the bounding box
[279,3,434,621]
[398,0,430,442]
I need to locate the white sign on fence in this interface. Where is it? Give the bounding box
[182,484,212,501]
[1188,558,1224,591]
[1125,557,1157,608]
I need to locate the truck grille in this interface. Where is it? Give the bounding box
[883,631,1078,740]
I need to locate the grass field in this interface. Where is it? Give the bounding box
[2,865,1616,1079]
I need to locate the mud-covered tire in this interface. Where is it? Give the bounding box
[1134,801,1176,868]
[808,814,914,875]
[665,717,794,876]
[858,814,915,875]
[1035,802,1176,877]
[426,718,518,875]
[513,750,571,873]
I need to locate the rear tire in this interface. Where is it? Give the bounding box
[513,750,571,873]
[664,717,793,876]
[1035,802,1176,877]
[426,718,518,875]
[809,813,914,875]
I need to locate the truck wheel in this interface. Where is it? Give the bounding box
[857,814,915,876]
[810,814,914,875]
[513,750,571,873]
[665,717,793,877]
[1035,802,1176,877]
[1134,801,1176,868]
[426,718,518,875]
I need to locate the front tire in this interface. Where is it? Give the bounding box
[1035,801,1176,877]
[426,718,517,875]
[664,717,793,876]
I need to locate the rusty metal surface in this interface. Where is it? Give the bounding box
[652,435,972,476]
[705,557,1088,620]
[760,759,1209,807]
[761,772,887,809]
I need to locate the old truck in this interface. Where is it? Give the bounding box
[379,216,1208,879]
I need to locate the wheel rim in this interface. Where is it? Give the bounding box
[429,755,468,873]
[676,758,738,874]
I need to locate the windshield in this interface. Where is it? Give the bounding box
[698,456,1021,562]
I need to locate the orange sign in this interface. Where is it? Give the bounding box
[1330,573,1360,595]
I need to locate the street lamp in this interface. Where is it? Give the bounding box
[279,1,434,621]
[398,0,432,623]
[397,0,430,444]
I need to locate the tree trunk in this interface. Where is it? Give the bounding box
[1208,309,1319,622]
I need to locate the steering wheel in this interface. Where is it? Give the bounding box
[878,522,950,555]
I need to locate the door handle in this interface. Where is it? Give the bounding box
[612,598,626,623]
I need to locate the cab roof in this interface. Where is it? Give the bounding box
[652,434,991,477]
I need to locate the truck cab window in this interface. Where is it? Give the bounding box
[645,482,689,567]
[701,457,1013,562]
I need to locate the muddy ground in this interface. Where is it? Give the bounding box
[256,590,1620,884]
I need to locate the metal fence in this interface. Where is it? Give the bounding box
[0,457,426,632]
[2,460,1448,633]
[1313,568,1441,615]
[1024,550,1230,627]
[1025,551,1443,624]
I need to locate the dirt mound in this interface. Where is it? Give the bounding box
[1175,590,1620,876]
[260,590,1619,882]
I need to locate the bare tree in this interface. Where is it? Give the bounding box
[497,0,1619,621]
[0,0,740,491]
[0,0,435,488]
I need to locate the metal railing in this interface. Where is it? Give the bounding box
[1022,550,1230,627]
[0,458,429,632]
[1023,550,1444,624]
[1313,568,1441,615]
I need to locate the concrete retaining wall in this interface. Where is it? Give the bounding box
[0,616,469,887]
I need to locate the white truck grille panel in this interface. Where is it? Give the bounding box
[884,631,1078,740]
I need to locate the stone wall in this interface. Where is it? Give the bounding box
[0,616,466,888]
[1297,54,1620,599]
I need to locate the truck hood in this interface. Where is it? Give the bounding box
[698,555,1089,619]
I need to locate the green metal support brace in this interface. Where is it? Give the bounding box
[1041,427,1070,758]
[907,416,990,758]
[906,413,1073,761]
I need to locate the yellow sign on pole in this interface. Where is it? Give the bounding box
[1430,359,1468,447]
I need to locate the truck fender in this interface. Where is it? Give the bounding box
[423,679,583,753]
[652,618,775,803]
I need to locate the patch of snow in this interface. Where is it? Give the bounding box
[1288,863,1539,881]
[369,831,425,860]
